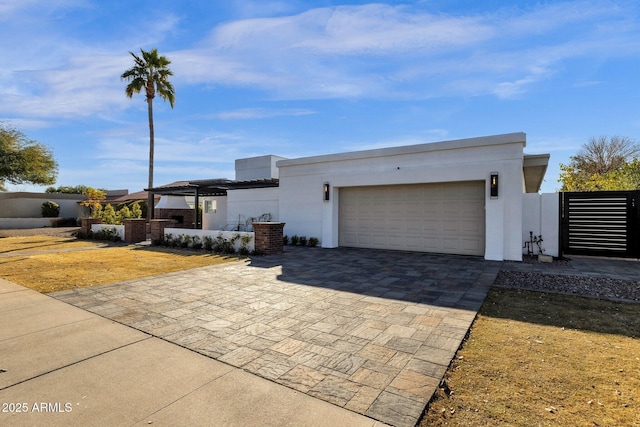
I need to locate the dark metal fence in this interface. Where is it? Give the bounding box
[560,191,640,258]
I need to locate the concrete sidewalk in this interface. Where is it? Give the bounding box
[0,278,384,427]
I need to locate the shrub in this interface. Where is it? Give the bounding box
[203,235,214,251]
[102,204,118,225]
[283,235,289,245]
[116,205,132,223]
[238,234,252,256]
[290,235,299,246]
[180,235,192,248]
[73,229,92,239]
[130,201,143,219]
[308,237,319,247]
[298,236,308,247]
[92,227,121,242]
[41,201,60,218]
[171,235,183,248]
[191,235,203,250]
[213,233,234,254]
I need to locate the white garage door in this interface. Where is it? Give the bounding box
[339,181,485,256]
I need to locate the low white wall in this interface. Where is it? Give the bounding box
[164,228,254,251]
[522,193,559,257]
[91,224,125,240]
[0,218,56,229]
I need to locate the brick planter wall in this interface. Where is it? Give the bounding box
[253,222,285,255]
[80,217,102,235]
[124,219,147,243]
[150,219,177,243]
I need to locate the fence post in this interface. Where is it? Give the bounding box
[150,219,177,243]
[80,217,102,235]
[252,222,285,255]
[123,219,147,243]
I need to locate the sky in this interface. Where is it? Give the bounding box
[1,0,639,194]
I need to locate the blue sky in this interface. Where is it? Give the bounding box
[2,0,639,194]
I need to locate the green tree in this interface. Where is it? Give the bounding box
[46,185,91,194]
[80,187,107,218]
[0,123,57,191]
[559,136,640,191]
[121,48,175,220]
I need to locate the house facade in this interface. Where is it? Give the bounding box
[155,132,549,261]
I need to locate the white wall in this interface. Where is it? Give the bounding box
[0,192,88,218]
[201,196,228,230]
[226,187,279,230]
[522,193,559,257]
[278,133,528,261]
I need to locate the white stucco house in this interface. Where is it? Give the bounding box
[150,132,551,261]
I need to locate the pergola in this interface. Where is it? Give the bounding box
[146,178,279,229]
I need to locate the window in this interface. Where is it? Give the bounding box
[204,200,217,213]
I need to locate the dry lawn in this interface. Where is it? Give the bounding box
[420,288,640,427]
[0,236,238,293]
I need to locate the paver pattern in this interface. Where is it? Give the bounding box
[53,247,501,427]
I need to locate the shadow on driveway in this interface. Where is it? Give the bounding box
[249,246,502,310]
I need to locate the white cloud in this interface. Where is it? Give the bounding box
[213,108,316,120]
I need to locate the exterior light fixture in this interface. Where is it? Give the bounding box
[490,172,499,199]
[323,182,330,201]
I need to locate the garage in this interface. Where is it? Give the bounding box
[339,181,486,256]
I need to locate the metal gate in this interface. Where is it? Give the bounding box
[560,191,640,258]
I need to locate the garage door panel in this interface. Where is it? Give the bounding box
[339,181,485,256]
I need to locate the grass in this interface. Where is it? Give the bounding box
[0,236,238,293]
[0,236,97,254]
[420,287,640,427]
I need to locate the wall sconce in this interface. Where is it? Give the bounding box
[490,172,499,199]
[323,182,330,201]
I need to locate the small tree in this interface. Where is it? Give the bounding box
[116,205,132,224]
[102,204,118,225]
[80,187,107,218]
[130,201,143,218]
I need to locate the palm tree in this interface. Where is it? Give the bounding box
[121,48,175,220]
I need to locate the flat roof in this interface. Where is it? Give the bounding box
[277,132,527,167]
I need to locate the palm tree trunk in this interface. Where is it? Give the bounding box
[147,98,154,221]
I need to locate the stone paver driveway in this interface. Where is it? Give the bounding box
[53,247,501,427]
